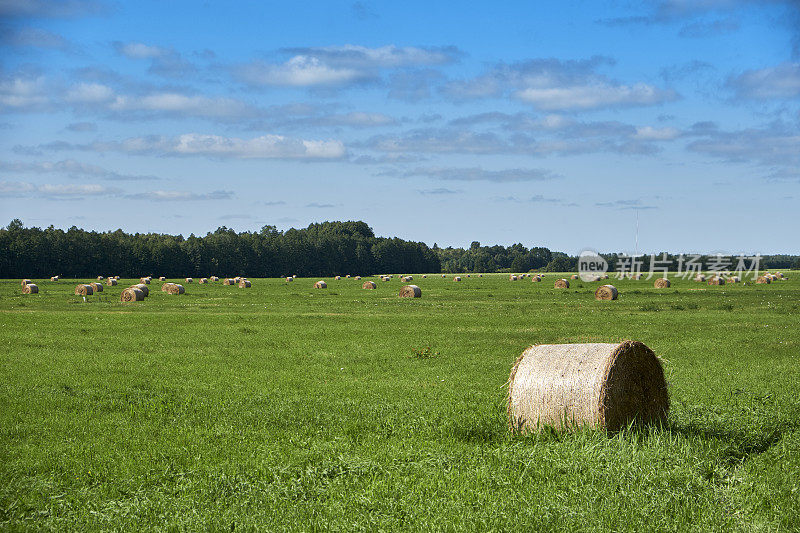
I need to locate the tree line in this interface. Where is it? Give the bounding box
[1,219,797,278]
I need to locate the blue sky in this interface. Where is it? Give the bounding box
[1,0,798,254]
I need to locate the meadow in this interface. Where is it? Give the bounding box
[1,273,798,531]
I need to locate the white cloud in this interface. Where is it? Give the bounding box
[515,83,675,110]
[117,42,166,59]
[634,126,681,140]
[400,166,559,182]
[728,62,800,99]
[0,180,120,198]
[65,82,115,103]
[0,75,49,109]
[0,159,159,181]
[237,56,367,87]
[125,190,234,201]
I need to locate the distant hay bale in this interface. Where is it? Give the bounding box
[75,284,93,296]
[554,279,570,289]
[199,278,208,284]
[163,283,185,295]
[355,276,361,280]
[107,278,118,286]
[292,275,297,279]
[211,276,219,282]
[595,284,618,300]
[775,272,783,279]
[467,274,471,278]
[479,274,483,277]
[224,278,235,285]
[89,282,103,292]
[21,279,32,286]
[120,287,144,302]
[654,278,670,288]
[694,275,706,282]
[239,279,251,288]
[707,277,725,286]
[509,275,518,281]
[507,341,669,432]
[140,277,150,284]
[454,276,462,282]
[442,274,446,278]
[423,275,427,278]
[630,274,642,280]
[362,281,377,290]
[381,276,390,282]
[756,276,771,284]
[286,276,294,282]
[50,276,59,282]
[571,274,579,280]
[22,283,38,294]
[335,276,341,281]
[531,276,542,282]
[315,280,327,289]
[603,274,609,279]
[97,276,104,281]
[114,276,120,280]
[399,285,421,298]
[405,275,413,281]
[234,277,242,283]
[134,283,149,297]
[346,275,351,278]
[728,276,740,283]
[159,276,166,281]
[185,278,193,283]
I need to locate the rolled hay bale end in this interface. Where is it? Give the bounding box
[223,278,234,285]
[707,277,725,286]
[335,276,341,281]
[346,275,351,278]
[362,281,377,290]
[603,274,609,279]
[50,276,59,282]
[22,283,38,294]
[159,276,166,281]
[423,275,427,278]
[106,278,118,286]
[467,274,471,278]
[75,284,93,296]
[239,280,251,288]
[286,276,294,282]
[211,276,220,282]
[595,284,618,300]
[694,275,706,282]
[654,278,670,289]
[314,281,327,289]
[97,276,104,281]
[531,276,542,282]
[399,285,421,298]
[507,341,669,433]
[134,283,149,297]
[756,276,771,284]
[381,276,390,282]
[120,287,144,302]
[21,279,32,286]
[185,278,193,283]
[355,276,362,280]
[479,274,483,277]
[405,275,413,281]
[728,276,740,283]
[442,274,446,278]
[454,276,462,282]
[630,274,642,280]
[509,275,518,281]
[554,279,570,289]
[89,282,103,293]
[199,278,208,284]
[140,277,151,284]
[163,283,185,295]
[571,274,579,280]
[114,275,120,280]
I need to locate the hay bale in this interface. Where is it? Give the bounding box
[442,274,446,278]
[114,276,120,280]
[707,277,725,286]
[314,280,327,289]
[121,287,144,302]
[509,275,518,281]
[404,275,413,281]
[355,276,362,280]
[292,275,297,279]
[239,279,251,288]
[335,276,341,281]
[185,277,193,283]
[423,275,427,278]
[654,278,670,288]
[134,283,150,297]
[630,274,642,280]
[362,281,377,290]
[22,283,38,294]
[694,275,706,282]
[159,276,166,281]
[507,341,669,432]
[571,274,579,280]
[224,278,235,285]
[467,274,471,278]
[479,274,483,277]
[286,276,294,282]
[97,276,104,280]
[21,279,32,286]
[454,276,462,282]
[728,276,740,283]
[140,277,151,284]
[346,275,351,278]
[595,284,618,300]
[554,279,570,289]
[381,276,390,282]
[199,278,208,284]
[756,276,771,284]
[531,276,541,282]
[211,276,219,282]
[75,284,93,296]
[89,282,103,292]
[50,276,59,282]
[163,283,185,295]
[107,278,118,286]
[399,285,421,298]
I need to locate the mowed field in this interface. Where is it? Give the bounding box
[1,273,799,531]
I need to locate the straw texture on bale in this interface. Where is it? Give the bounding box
[89,282,103,292]
[694,275,706,282]
[163,283,185,295]
[107,278,118,286]
[346,275,351,278]
[97,276,104,280]
[140,277,150,284]
[159,276,166,281]
[335,276,341,281]
[184,278,192,283]
[22,283,38,294]
[21,279,32,286]
[362,281,377,290]
[50,276,59,282]
[707,277,725,286]
[314,281,327,289]
[594,284,618,300]
[423,275,427,278]
[531,276,541,282]
[134,283,149,297]
[199,278,208,284]
[507,341,669,432]
[728,276,740,283]
[224,278,234,285]
[355,276,361,280]
[75,284,93,296]
[286,276,293,282]
[403,275,413,282]
[554,279,570,289]
[442,274,446,278]
[654,278,670,288]
[121,287,144,302]
[399,285,422,298]
[239,280,251,288]
[211,276,219,282]
[454,276,462,282]
[756,276,771,284]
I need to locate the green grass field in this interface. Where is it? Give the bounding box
[1,273,798,531]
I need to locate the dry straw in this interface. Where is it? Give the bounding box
[107,278,118,286]
[286,277,293,282]
[531,276,541,282]
[21,279,32,286]
[239,280,251,288]
[756,276,771,284]
[694,275,706,282]
[507,341,669,432]
[595,284,618,300]
[224,278,235,285]
[159,276,166,281]
[554,279,570,289]
[199,278,208,284]
[454,276,462,282]
[707,277,725,286]
[121,287,144,302]
[315,280,327,289]
[728,276,740,283]
[509,275,518,281]
[163,283,185,295]
[355,276,362,280]
[22,283,38,294]
[75,284,93,296]
[97,276,104,280]
[399,285,421,298]
[140,277,151,284]
[185,277,193,283]
[134,283,150,297]
[654,278,670,288]
[50,276,59,282]
[335,276,341,280]
[89,282,103,292]
[571,274,579,280]
[362,281,377,290]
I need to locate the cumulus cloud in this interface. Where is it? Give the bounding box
[727,62,800,99]
[686,122,800,166]
[113,41,198,78]
[397,166,559,183]
[235,56,371,87]
[125,190,234,201]
[0,73,50,110]
[0,159,160,181]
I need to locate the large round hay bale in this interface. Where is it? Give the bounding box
[423,275,427,278]
[22,283,38,294]
[224,278,234,285]
[346,275,351,278]
[314,280,327,289]
[184,277,193,283]
[21,279,32,286]
[554,279,569,289]
[286,276,294,282]
[654,278,670,288]
[454,276,462,282]
[381,276,390,282]
[50,276,59,282]
[442,274,446,278]
[239,279,251,288]
[531,276,541,282]
[89,282,103,292]
[159,276,166,281]
[97,276,104,280]
[355,276,362,280]
[121,287,144,302]
[404,275,413,282]
[163,283,185,295]
[728,276,740,283]
[509,275,518,281]
[134,283,149,297]
[211,276,219,282]
[199,278,208,284]
[507,341,669,432]
[335,276,341,281]
[694,275,706,282]
[595,284,618,300]
[571,274,579,280]
[140,277,150,284]
[107,278,118,286]
[707,277,725,286]
[75,284,93,296]
[362,281,377,290]
[756,276,771,284]
[399,285,421,298]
